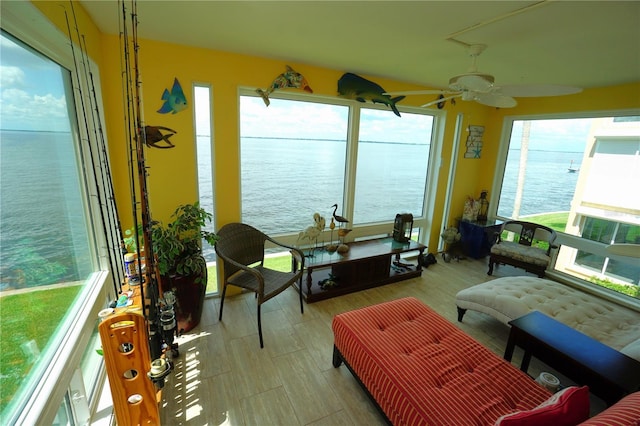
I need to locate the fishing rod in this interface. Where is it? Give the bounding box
[81,33,127,287]
[68,1,124,295]
[120,0,144,297]
[119,0,142,275]
[123,0,164,360]
[72,0,127,271]
[63,6,121,297]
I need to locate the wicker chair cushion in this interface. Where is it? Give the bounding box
[228,265,299,299]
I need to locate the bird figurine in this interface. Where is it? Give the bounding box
[297,212,325,256]
[331,204,349,226]
[326,218,337,252]
[337,228,352,254]
[337,228,352,238]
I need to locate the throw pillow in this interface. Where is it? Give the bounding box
[495,386,590,426]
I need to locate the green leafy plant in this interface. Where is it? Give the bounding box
[151,202,217,284]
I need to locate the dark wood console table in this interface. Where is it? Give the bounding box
[504,311,640,406]
[293,237,426,303]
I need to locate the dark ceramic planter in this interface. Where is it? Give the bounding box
[162,270,207,333]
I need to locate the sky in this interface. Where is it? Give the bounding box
[0,33,71,132]
[0,29,600,154]
[196,87,593,152]
[509,118,592,153]
[195,83,434,143]
[207,94,433,144]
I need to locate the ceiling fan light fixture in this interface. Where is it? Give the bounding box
[449,73,495,92]
[461,91,475,101]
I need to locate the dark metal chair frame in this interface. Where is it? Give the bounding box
[215,222,305,348]
[488,220,558,278]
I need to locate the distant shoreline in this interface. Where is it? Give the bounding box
[0,130,583,154]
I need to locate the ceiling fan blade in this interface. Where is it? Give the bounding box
[384,90,446,96]
[498,84,583,98]
[420,93,461,108]
[474,92,517,108]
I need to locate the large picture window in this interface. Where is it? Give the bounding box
[0,5,115,421]
[496,116,640,298]
[240,95,348,236]
[239,93,436,242]
[354,109,432,224]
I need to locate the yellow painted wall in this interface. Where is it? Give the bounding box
[32,1,102,62]
[96,33,491,252]
[32,1,640,254]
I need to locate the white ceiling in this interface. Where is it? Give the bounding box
[80,1,640,92]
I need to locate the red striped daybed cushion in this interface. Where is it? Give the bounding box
[332,297,552,426]
[579,391,640,425]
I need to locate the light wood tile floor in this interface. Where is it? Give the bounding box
[159,256,606,425]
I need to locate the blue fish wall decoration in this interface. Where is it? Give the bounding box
[337,73,405,117]
[157,78,187,114]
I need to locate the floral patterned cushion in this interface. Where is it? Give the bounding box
[491,241,550,267]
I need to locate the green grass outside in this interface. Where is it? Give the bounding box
[590,276,640,298]
[0,285,82,413]
[521,212,569,233]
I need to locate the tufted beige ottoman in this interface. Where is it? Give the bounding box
[456,276,640,361]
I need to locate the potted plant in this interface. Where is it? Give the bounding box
[151,202,217,332]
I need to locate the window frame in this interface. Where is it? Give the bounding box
[491,109,640,306]
[1,2,114,424]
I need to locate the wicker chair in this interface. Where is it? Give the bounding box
[488,220,557,278]
[215,222,305,348]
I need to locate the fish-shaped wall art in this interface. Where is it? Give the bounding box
[337,73,405,117]
[143,125,176,149]
[256,65,313,106]
[157,78,187,114]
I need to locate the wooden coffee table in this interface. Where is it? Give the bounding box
[293,237,426,303]
[504,310,640,406]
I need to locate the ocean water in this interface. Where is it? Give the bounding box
[199,137,431,260]
[198,136,580,260]
[0,130,93,290]
[498,149,581,217]
[1,130,580,285]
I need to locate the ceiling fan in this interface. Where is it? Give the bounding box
[386,43,582,108]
